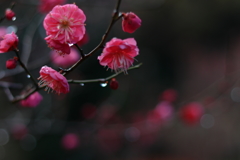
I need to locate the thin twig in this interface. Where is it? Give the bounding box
[74,44,84,58]
[4,88,14,101]
[68,63,142,84]
[14,49,39,88]
[0,81,22,89]
[10,87,38,103]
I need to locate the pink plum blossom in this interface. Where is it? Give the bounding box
[39,0,66,14]
[0,32,18,53]
[20,92,43,107]
[98,38,139,73]
[51,48,80,67]
[43,4,86,44]
[38,66,69,94]
[45,35,70,56]
[122,12,141,33]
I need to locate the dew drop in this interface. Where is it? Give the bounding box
[27,75,31,78]
[80,83,84,86]
[12,17,16,21]
[100,83,107,87]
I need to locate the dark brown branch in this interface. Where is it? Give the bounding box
[14,49,39,88]
[68,63,142,84]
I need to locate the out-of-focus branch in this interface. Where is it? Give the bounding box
[62,0,123,75]
[68,63,142,84]
[0,81,22,89]
[10,87,39,103]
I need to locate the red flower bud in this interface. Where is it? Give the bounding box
[122,12,141,33]
[110,78,119,90]
[5,9,15,21]
[6,58,17,69]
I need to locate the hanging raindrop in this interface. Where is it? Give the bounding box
[12,17,16,21]
[80,83,84,86]
[100,82,108,87]
[27,75,31,78]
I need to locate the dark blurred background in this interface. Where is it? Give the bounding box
[1,0,240,159]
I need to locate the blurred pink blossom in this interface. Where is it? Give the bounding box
[20,92,43,107]
[180,102,204,125]
[43,4,86,44]
[51,48,80,67]
[39,0,66,13]
[0,32,18,53]
[61,133,79,150]
[45,35,70,56]
[11,124,28,140]
[155,101,174,121]
[0,27,7,40]
[122,12,141,33]
[77,32,89,46]
[160,89,178,103]
[98,38,139,73]
[38,66,69,94]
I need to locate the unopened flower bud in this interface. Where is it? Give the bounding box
[110,78,119,90]
[122,12,141,33]
[5,9,15,21]
[6,58,17,69]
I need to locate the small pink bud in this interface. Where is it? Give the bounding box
[5,9,15,21]
[110,78,119,90]
[6,58,17,69]
[122,12,141,33]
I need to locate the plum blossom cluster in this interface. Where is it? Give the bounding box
[0,1,142,108]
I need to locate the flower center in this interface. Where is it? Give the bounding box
[60,20,70,29]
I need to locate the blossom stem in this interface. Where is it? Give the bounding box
[68,63,142,84]
[63,0,123,75]
[14,49,39,88]
[74,44,84,58]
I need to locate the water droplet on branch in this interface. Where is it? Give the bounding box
[100,82,108,87]
[80,83,84,86]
